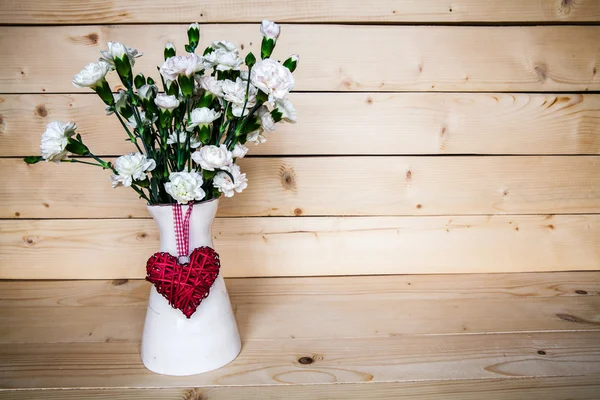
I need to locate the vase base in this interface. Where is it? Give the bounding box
[140,276,242,376]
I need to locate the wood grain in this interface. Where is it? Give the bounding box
[2,25,599,93]
[2,333,599,388]
[3,93,600,156]
[1,277,599,344]
[2,156,599,218]
[2,376,600,400]
[1,215,599,279]
[2,0,599,24]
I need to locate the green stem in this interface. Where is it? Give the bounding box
[62,158,104,167]
[114,111,143,154]
[131,184,151,203]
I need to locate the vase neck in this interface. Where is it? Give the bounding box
[147,200,219,256]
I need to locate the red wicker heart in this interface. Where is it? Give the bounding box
[145,247,221,318]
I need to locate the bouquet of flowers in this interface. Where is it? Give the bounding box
[25,20,298,205]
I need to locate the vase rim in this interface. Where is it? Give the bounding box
[146,198,219,208]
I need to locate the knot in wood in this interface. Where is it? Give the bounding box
[298,356,314,365]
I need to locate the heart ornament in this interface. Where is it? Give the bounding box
[146,246,221,318]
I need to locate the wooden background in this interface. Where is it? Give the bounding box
[1,0,599,279]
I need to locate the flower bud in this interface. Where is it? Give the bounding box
[283,54,299,73]
[187,23,200,51]
[260,20,280,40]
[164,42,176,60]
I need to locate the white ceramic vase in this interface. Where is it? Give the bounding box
[141,199,242,376]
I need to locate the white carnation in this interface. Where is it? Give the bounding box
[164,170,206,204]
[247,129,267,145]
[260,20,280,40]
[100,42,142,68]
[40,121,77,162]
[111,152,156,188]
[138,84,157,101]
[222,78,257,117]
[72,60,110,89]
[199,75,224,97]
[154,93,180,111]
[232,143,248,159]
[251,58,295,102]
[191,144,233,171]
[257,105,275,133]
[166,131,201,148]
[203,41,242,71]
[213,164,248,198]
[275,98,297,123]
[187,107,220,130]
[105,89,129,115]
[159,54,203,81]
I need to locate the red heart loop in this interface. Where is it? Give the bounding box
[145,246,221,318]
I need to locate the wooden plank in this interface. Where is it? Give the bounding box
[1,276,598,343]
[1,333,599,389]
[2,375,600,400]
[3,93,600,156]
[2,25,599,93]
[1,215,599,279]
[2,0,600,24]
[2,156,599,219]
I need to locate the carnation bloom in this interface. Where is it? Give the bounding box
[247,129,267,145]
[232,143,248,159]
[251,59,295,103]
[166,131,201,148]
[187,107,221,130]
[154,93,180,111]
[191,144,233,171]
[222,78,257,117]
[164,170,206,204]
[159,54,203,81]
[72,60,110,89]
[257,105,276,133]
[199,75,224,97]
[100,42,142,68]
[213,164,248,197]
[111,152,156,188]
[275,98,297,123]
[260,20,280,40]
[203,41,242,71]
[40,121,77,162]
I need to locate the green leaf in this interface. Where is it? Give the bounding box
[199,125,211,143]
[239,116,261,135]
[256,90,268,103]
[137,178,150,188]
[245,52,256,68]
[184,44,192,54]
[203,169,216,180]
[23,156,43,164]
[147,77,155,85]
[65,140,89,156]
[271,109,283,123]
[203,46,213,56]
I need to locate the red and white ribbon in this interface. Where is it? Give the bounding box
[173,202,194,264]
